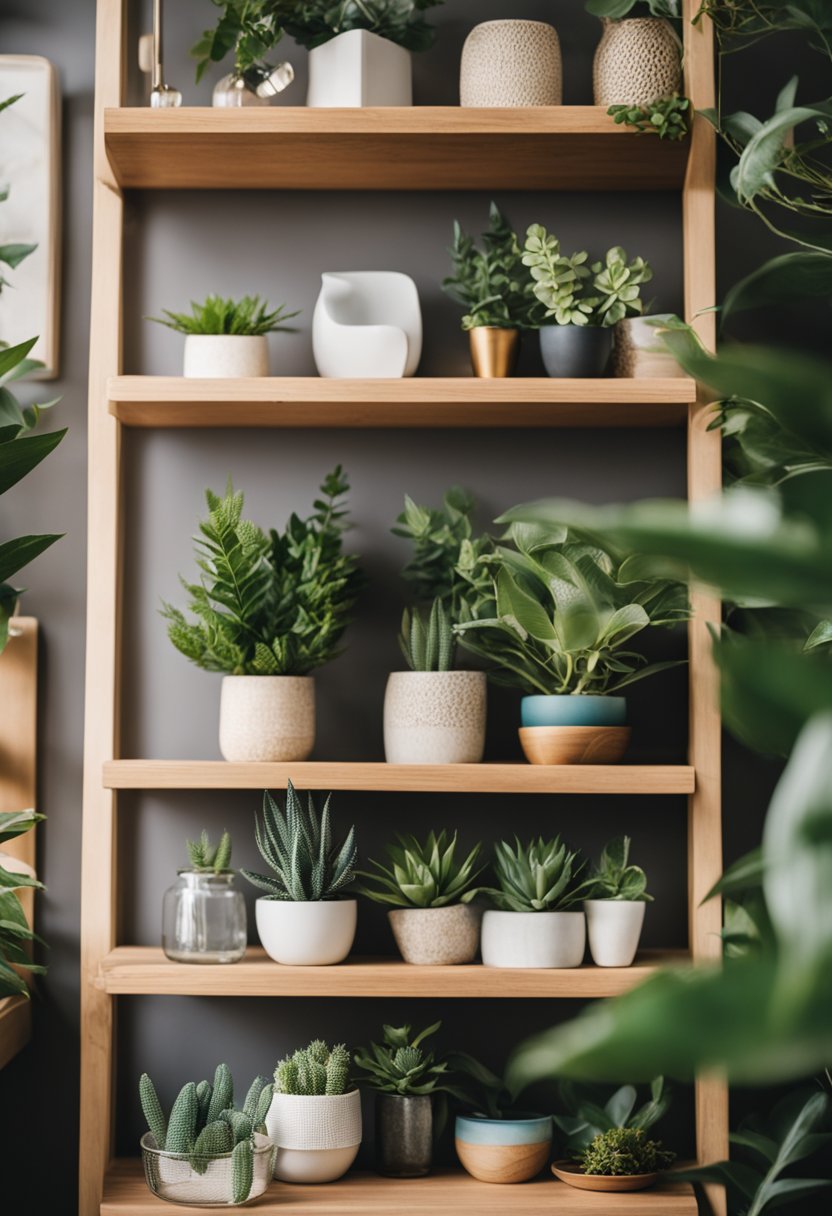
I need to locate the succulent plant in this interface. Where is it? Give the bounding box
[475,836,585,913]
[274,1040,352,1096]
[522,228,653,328]
[186,829,232,874]
[575,836,653,902]
[242,781,357,902]
[399,598,454,672]
[608,94,691,142]
[555,1076,671,1155]
[580,1126,676,1176]
[356,829,484,909]
[354,1021,461,1098]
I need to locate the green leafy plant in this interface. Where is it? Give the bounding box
[273,0,445,52]
[354,1020,462,1098]
[399,598,454,672]
[1,96,38,294]
[608,94,691,140]
[162,470,362,676]
[474,836,585,913]
[192,0,285,85]
[587,0,679,16]
[274,1040,352,1095]
[579,1126,675,1175]
[455,522,687,696]
[148,294,300,336]
[0,810,46,998]
[241,781,357,902]
[139,1065,274,1200]
[356,829,483,909]
[442,203,537,331]
[523,229,653,328]
[186,829,232,873]
[575,837,652,902]
[555,1077,671,1155]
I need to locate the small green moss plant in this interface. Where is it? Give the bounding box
[399,598,454,672]
[356,829,483,909]
[186,829,232,874]
[580,1126,676,1175]
[475,836,585,912]
[608,95,691,141]
[274,1040,352,1095]
[148,294,300,336]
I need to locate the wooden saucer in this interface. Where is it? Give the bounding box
[551,1161,659,1191]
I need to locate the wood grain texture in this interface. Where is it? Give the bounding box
[102,1163,697,1213]
[102,760,695,795]
[455,1139,551,1184]
[0,995,31,1071]
[103,107,690,191]
[0,619,38,929]
[518,726,630,765]
[94,947,686,998]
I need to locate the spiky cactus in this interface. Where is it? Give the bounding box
[274,1041,352,1096]
[399,598,454,672]
[222,1109,254,1144]
[231,1140,254,1205]
[139,1073,167,1148]
[186,829,232,873]
[192,1121,234,1174]
[166,1082,198,1154]
[206,1062,233,1124]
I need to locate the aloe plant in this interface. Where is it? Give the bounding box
[476,836,585,913]
[575,837,653,902]
[356,829,483,909]
[399,598,454,672]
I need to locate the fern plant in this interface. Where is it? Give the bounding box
[442,202,537,331]
[356,829,483,908]
[148,294,300,336]
[186,830,232,874]
[241,781,357,902]
[399,599,454,672]
[274,1040,352,1095]
[161,469,362,676]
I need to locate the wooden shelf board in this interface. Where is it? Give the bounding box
[108,377,694,429]
[103,760,695,795]
[0,995,31,1070]
[95,947,685,998]
[103,107,689,191]
[102,1162,697,1213]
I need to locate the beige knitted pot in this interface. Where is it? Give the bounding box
[460,20,562,108]
[593,18,681,107]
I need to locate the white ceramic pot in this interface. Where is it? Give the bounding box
[481,909,586,969]
[307,30,412,107]
[383,671,486,764]
[584,899,646,967]
[266,1090,362,1183]
[460,20,562,107]
[183,334,269,378]
[218,675,314,763]
[255,898,357,966]
[611,314,686,378]
[388,903,482,965]
[312,272,422,378]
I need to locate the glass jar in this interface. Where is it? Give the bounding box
[162,871,247,964]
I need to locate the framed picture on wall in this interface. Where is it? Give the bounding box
[0,56,61,379]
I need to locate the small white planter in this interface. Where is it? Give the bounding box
[183,334,269,379]
[481,909,586,969]
[388,903,482,965]
[266,1090,362,1183]
[584,899,646,967]
[383,671,486,764]
[255,897,357,966]
[307,30,412,107]
[219,675,314,763]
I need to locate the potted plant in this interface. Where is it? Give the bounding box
[274,0,445,106]
[610,310,687,378]
[161,830,247,965]
[575,836,652,966]
[588,1,682,109]
[0,809,45,999]
[460,21,562,107]
[354,1021,463,1177]
[522,228,653,377]
[384,599,486,764]
[450,1052,553,1183]
[456,522,687,764]
[148,294,300,378]
[356,829,483,965]
[553,1076,671,1157]
[552,1125,675,1192]
[266,1040,361,1183]
[162,469,362,762]
[242,782,358,966]
[139,1064,276,1205]
[475,836,587,969]
[442,203,537,378]
[192,1,295,105]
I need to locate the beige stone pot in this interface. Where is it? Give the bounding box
[218,675,314,762]
[383,670,486,764]
[593,18,681,108]
[460,20,562,107]
[388,903,482,965]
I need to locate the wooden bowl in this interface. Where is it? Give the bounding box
[519,725,631,765]
[551,1161,659,1191]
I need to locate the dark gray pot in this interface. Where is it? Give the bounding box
[375,1093,433,1177]
[539,325,613,378]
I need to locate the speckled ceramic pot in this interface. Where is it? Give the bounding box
[219,675,315,762]
[593,18,681,108]
[383,670,486,764]
[460,20,562,107]
[183,334,269,378]
[375,1093,433,1177]
[388,903,482,965]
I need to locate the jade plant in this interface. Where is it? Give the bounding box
[274,1040,352,1095]
[442,203,537,331]
[148,294,300,336]
[139,1064,274,1202]
[242,781,357,902]
[579,1126,676,1175]
[399,598,454,672]
[475,836,585,913]
[274,0,446,51]
[356,829,483,909]
[522,228,653,328]
[186,829,232,874]
[555,1077,671,1154]
[608,94,690,141]
[162,469,363,676]
[575,837,653,902]
[0,809,46,998]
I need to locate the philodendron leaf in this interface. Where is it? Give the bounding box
[734,102,832,204]
[721,252,832,325]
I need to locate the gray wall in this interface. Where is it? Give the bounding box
[1,0,822,1208]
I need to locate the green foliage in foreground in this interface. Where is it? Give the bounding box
[0,810,46,998]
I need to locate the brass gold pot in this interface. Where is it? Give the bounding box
[469,326,520,378]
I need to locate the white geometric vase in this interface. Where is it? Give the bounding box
[307,30,412,107]
[312,272,422,378]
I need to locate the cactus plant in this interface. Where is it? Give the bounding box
[206,1062,234,1124]
[356,829,483,909]
[475,836,585,912]
[399,598,455,672]
[139,1073,168,1148]
[231,1139,254,1205]
[241,780,357,902]
[186,829,232,873]
[274,1041,352,1096]
[165,1082,198,1154]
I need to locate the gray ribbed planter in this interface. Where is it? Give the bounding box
[375,1093,433,1177]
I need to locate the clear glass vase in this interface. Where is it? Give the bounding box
[162,871,247,964]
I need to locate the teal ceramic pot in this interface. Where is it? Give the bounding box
[521,695,626,728]
[539,325,613,377]
[455,1113,552,1183]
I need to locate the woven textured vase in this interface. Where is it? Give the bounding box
[593,18,681,107]
[460,20,562,107]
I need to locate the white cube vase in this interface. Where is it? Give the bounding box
[383,670,486,764]
[481,909,586,969]
[183,334,269,378]
[218,675,314,762]
[307,30,412,107]
[266,1090,362,1183]
[313,271,422,378]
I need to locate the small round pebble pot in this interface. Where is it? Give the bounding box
[388,903,482,965]
[383,670,486,764]
[219,675,315,763]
